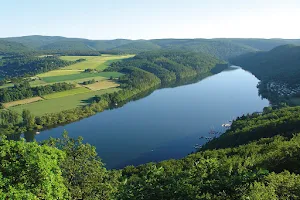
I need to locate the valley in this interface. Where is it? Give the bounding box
[1,35,300,200]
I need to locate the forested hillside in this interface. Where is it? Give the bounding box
[2,35,300,59]
[2,106,300,199]
[107,40,162,54]
[0,40,30,54]
[38,40,96,51]
[152,39,258,60]
[230,45,300,104]
[220,38,300,51]
[230,44,300,85]
[107,50,225,83]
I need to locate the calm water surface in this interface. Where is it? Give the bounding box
[27,66,269,168]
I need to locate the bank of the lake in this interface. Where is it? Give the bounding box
[19,66,269,168]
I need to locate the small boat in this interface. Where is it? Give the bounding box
[36,131,40,134]
[222,123,231,127]
[194,144,202,149]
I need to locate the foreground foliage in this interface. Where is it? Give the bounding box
[0,137,68,199]
[2,106,300,199]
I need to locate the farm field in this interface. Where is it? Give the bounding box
[37,69,83,78]
[3,97,43,108]
[84,80,120,91]
[40,72,123,83]
[43,87,90,99]
[29,79,49,87]
[64,76,106,84]
[0,83,14,89]
[60,54,134,70]
[9,88,120,116]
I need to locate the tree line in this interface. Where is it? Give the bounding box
[0,82,75,103]
[0,55,85,78]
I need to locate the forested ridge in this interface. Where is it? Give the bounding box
[2,35,300,60]
[108,50,225,83]
[2,106,300,199]
[230,44,300,85]
[230,44,300,104]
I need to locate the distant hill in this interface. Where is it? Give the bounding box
[38,40,96,51]
[220,38,300,51]
[152,39,258,60]
[1,35,74,49]
[1,35,300,59]
[107,40,162,54]
[0,40,29,54]
[86,39,132,51]
[230,44,300,85]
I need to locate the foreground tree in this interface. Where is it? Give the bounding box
[0,137,68,199]
[43,131,120,200]
[22,109,35,129]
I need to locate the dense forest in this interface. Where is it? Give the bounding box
[108,50,225,83]
[0,55,84,77]
[0,40,30,54]
[230,45,300,86]
[2,106,300,199]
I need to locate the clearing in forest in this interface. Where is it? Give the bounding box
[3,97,43,108]
[37,69,83,78]
[84,80,120,91]
[60,54,134,70]
[42,87,91,99]
[40,72,123,83]
[9,88,120,116]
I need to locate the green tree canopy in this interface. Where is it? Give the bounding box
[0,137,68,199]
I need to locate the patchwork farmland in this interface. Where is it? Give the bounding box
[2,54,133,115]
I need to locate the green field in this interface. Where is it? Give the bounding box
[0,83,14,89]
[41,72,123,83]
[60,54,134,70]
[64,76,106,84]
[9,88,120,116]
[60,56,97,61]
[38,70,83,78]
[43,87,90,99]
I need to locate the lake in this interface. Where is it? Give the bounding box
[24,66,269,169]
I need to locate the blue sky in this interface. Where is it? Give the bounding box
[1,0,299,39]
